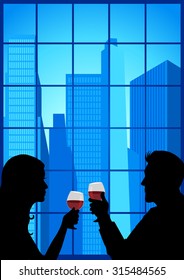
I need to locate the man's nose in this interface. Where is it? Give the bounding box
[141,178,145,186]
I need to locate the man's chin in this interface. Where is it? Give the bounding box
[145,195,154,203]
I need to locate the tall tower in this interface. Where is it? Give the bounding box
[48,113,75,255]
[4,35,48,244]
[65,40,129,254]
[66,74,107,255]
[129,60,181,214]
[101,40,130,237]
[4,36,37,161]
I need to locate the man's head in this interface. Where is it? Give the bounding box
[141,151,184,203]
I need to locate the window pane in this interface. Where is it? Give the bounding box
[146,129,181,158]
[129,86,145,128]
[110,44,145,85]
[110,129,129,170]
[4,4,35,42]
[147,4,180,42]
[38,45,72,85]
[4,87,36,128]
[110,129,145,170]
[110,172,130,212]
[74,129,108,170]
[41,87,66,128]
[74,44,104,76]
[49,127,73,170]
[38,4,72,42]
[74,4,108,42]
[147,45,180,80]
[110,87,128,127]
[4,44,36,85]
[111,4,144,42]
[3,129,36,163]
[146,87,181,127]
[129,129,146,170]
[66,83,107,128]
[72,86,107,128]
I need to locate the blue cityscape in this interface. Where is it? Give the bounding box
[2,3,182,258]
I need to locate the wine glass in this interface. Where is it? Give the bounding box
[88,182,105,200]
[67,191,84,210]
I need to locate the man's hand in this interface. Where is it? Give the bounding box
[62,208,79,229]
[89,192,109,221]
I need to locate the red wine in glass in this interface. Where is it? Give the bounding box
[88,182,105,201]
[67,200,84,210]
[88,182,105,222]
[67,191,84,210]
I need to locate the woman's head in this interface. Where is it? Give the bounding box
[1,154,48,203]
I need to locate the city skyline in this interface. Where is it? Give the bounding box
[2,3,182,258]
[3,33,182,254]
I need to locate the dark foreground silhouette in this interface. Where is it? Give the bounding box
[89,151,184,260]
[0,154,79,260]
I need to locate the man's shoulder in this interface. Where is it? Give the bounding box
[177,193,184,212]
[179,193,184,204]
[140,206,160,223]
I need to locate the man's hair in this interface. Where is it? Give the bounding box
[145,150,184,188]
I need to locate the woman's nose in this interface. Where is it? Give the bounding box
[44,181,48,189]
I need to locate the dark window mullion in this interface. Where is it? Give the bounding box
[35,2,39,247]
[144,3,147,213]
[108,3,111,218]
[0,3,3,172]
[180,2,184,194]
[72,2,75,257]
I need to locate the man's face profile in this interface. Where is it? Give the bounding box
[141,164,162,203]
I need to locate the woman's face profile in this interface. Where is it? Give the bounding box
[27,166,48,202]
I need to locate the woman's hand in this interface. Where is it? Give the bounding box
[62,208,79,229]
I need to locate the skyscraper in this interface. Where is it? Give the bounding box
[66,74,108,255]
[65,40,130,254]
[129,60,181,214]
[4,36,37,161]
[48,113,77,255]
[4,35,48,244]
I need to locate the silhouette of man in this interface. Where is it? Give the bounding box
[0,154,79,260]
[89,151,184,260]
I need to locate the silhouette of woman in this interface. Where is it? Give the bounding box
[0,154,79,260]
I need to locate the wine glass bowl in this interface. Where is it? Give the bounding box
[88,182,105,200]
[67,191,84,210]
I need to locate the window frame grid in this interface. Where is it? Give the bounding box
[1,0,184,258]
